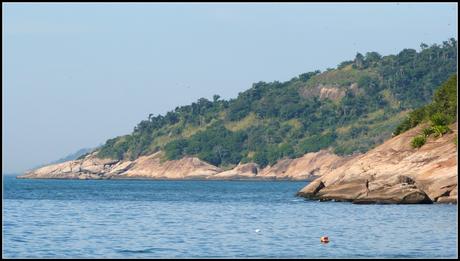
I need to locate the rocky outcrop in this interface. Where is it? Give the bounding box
[302,84,345,102]
[296,179,325,198]
[208,163,259,179]
[114,152,222,179]
[18,150,347,181]
[301,83,359,102]
[318,86,346,101]
[257,150,351,180]
[19,152,222,180]
[436,186,457,204]
[17,156,120,180]
[297,123,458,204]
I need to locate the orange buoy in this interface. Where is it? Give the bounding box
[320,236,329,243]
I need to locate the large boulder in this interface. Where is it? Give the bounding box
[296,179,325,198]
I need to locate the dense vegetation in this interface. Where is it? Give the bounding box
[392,74,457,148]
[394,74,457,136]
[96,39,457,167]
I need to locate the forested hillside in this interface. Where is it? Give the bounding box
[393,74,457,148]
[94,39,457,168]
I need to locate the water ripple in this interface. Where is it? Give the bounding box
[2,176,457,258]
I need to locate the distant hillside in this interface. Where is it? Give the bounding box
[51,148,95,164]
[95,39,457,168]
[34,147,95,169]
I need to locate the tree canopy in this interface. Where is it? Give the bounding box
[96,39,457,168]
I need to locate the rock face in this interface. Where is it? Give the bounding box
[17,156,120,180]
[258,150,351,180]
[116,153,222,179]
[19,152,222,180]
[297,123,458,204]
[208,163,259,180]
[301,83,359,102]
[19,150,345,181]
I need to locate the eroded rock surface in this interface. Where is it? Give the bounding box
[20,152,222,180]
[19,150,346,181]
[258,150,350,180]
[297,123,458,204]
[208,163,259,180]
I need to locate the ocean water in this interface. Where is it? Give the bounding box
[2,176,458,258]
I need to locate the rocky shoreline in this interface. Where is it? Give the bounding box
[296,123,457,204]
[18,150,345,181]
[18,123,457,204]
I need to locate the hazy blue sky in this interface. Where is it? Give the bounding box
[2,3,457,174]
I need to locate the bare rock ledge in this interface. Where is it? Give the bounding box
[18,150,345,181]
[297,123,458,204]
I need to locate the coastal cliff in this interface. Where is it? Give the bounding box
[297,123,458,204]
[18,150,346,181]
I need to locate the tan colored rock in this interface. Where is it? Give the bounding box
[316,178,368,202]
[319,86,346,101]
[208,163,259,179]
[18,152,221,180]
[353,183,431,204]
[117,152,222,179]
[18,147,348,181]
[296,179,325,197]
[435,186,457,204]
[107,161,135,176]
[19,153,118,179]
[301,83,346,102]
[297,123,458,204]
[258,150,350,180]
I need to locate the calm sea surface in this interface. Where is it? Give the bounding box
[2,176,458,258]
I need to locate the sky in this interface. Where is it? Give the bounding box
[2,3,457,174]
